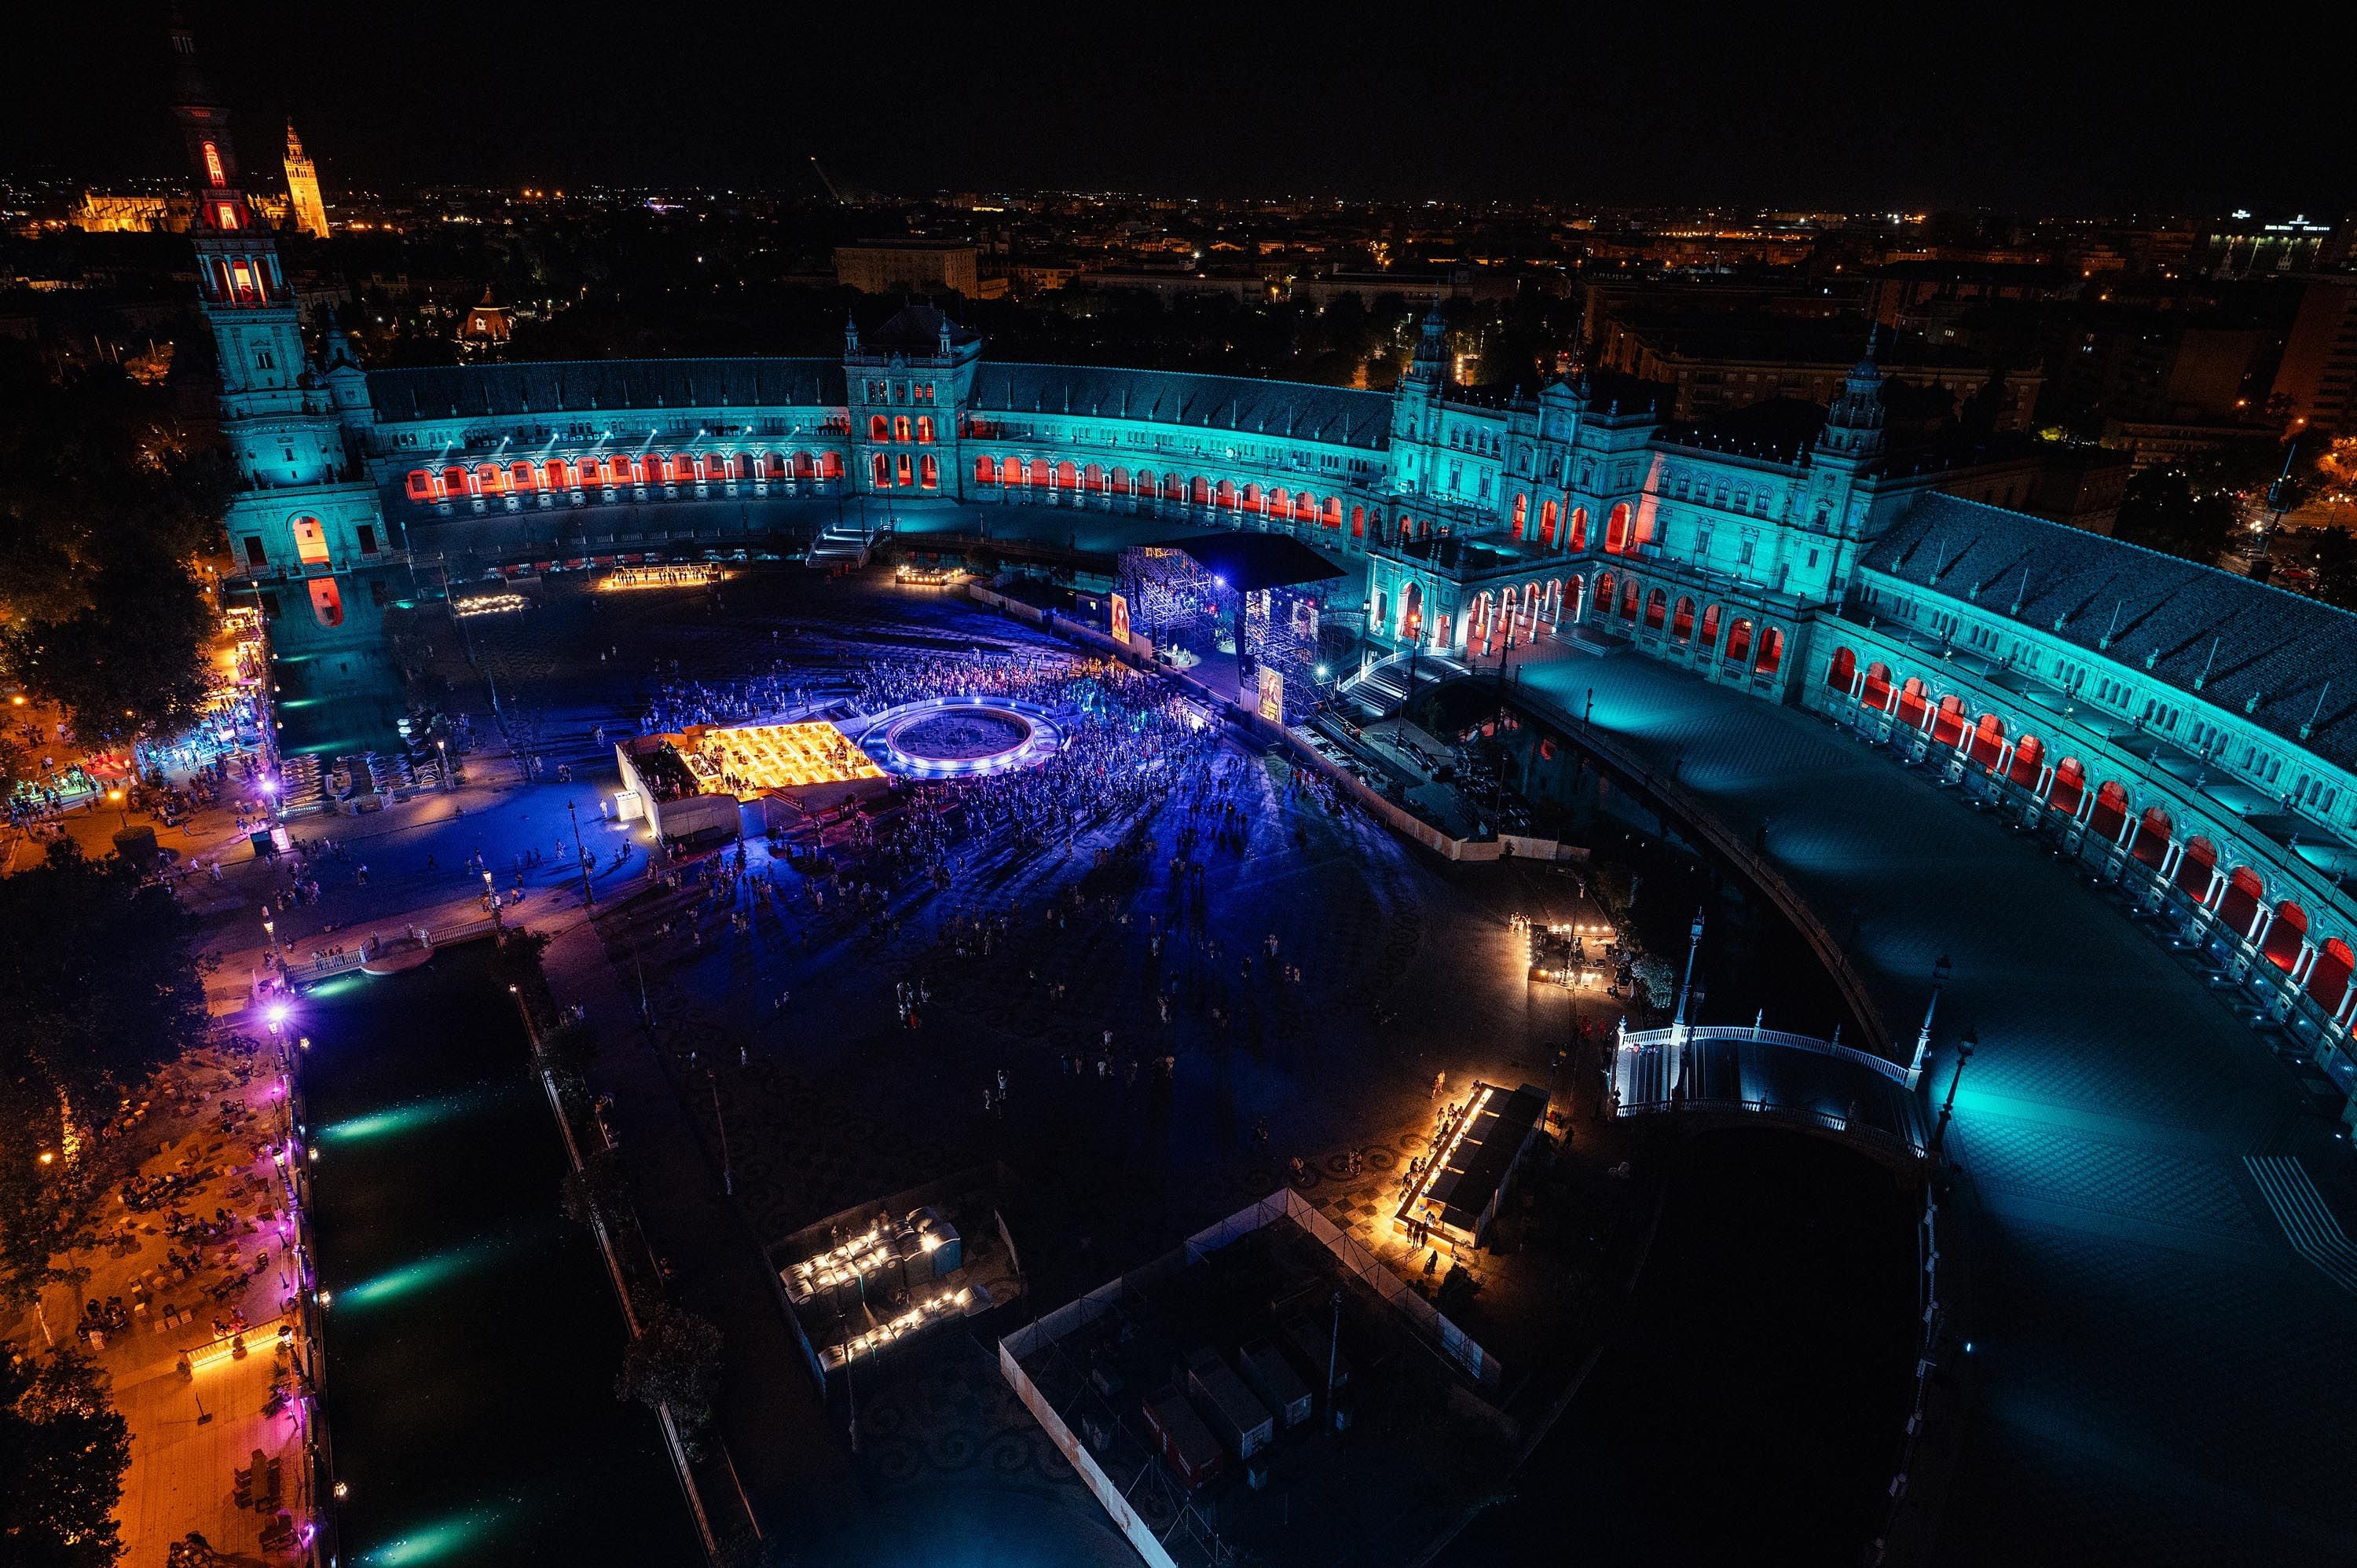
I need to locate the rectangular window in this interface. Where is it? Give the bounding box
[355,524,378,555]
[244,536,267,566]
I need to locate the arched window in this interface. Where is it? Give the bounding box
[1724,617,1754,665]
[1896,677,1927,724]
[1218,479,1238,508]
[475,463,504,493]
[405,469,438,502]
[1970,714,2007,769]
[1826,647,1857,690]
[1861,661,1893,706]
[1268,487,1286,518]
[1618,577,1639,619]
[819,452,842,479]
[1675,598,1699,644]
[1031,459,1052,488]
[2308,936,2354,1012]
[1401,582,1424,643]
[1243,483,1263,512]
[1056,461,1078,491]
[1540,499,1560,547]
[2008,735,2046,788]
[893,416,913,442]
[1512,493,1529,538]
[1111,467,1131,493]
[1566,574,1585,620]
[2219,866,2265,934]
[915,416,934,444]
[920,454,938,489]
[1644,588,1667,630]
[1351,505,1366,538]
[1569,507,1589,551]
[1192,476,1212,505]
[1594,573,1615,619]
[1753,625,1783,675]
[291,515,331,566]
[1931,695,1967,746]
[872,452,892,488]
[2264,901,2307,971]
[870,414,890,441]
[1084,463,1105,492]
[1605,502,1632,554]
[1699,604,1722,647]
[1297,493,1319,522]
[1325,497,1343,529]
[2088,779,2128,839]
[764,452,788,481]
[2048,757,2087,815]
[975,455,996,485]
[2131,806,2171,866]
[2175,834,2217,899]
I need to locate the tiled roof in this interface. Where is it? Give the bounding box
[1861,493,2357,771]
[367,358,845,422]
[969,362,1391,449]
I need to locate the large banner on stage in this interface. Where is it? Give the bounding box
[1109,592,1131,647]
[1257,665,1285,725]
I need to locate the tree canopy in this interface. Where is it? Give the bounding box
[0,839,208,1312]
[0,341,225,750]
[0,1347,131,1568]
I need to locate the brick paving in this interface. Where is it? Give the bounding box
[1519,649,2357,1565]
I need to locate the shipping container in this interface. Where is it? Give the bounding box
[1184,1347,1274,1460]
[1142,1387,1224,1491]
[1237,1337,1314,1428]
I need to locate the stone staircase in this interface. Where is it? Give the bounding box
[1336,650,1471,719]
[806,512,885,569]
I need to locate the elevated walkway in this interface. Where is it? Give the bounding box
[1611,1021,1929,1168]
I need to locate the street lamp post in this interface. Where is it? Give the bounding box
[1908,954,1952,1091]
[1933,1028,1977,1157]
[709,1070,733,1196]
[566,798,595,908]
[435,738,449,793]
[483,869,501,932]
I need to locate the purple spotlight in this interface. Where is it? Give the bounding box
[266,1002,290,1027]
[259,777,278,795]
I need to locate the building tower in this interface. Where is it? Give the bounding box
[283,123,329,239]
[1387,301,1452,509]
[170,10,384,579]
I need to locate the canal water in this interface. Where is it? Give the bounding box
[299,947,697,1567]
[259,569,416,761]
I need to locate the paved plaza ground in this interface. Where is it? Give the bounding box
[1516,648,2357,1566]
[2,1030,317,1568]
[35,524,2357,1564]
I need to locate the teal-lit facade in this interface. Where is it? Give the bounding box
[176,31,2357,1116]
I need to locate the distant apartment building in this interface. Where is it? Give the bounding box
[2274,274,2357,438]
[2197,214,2349,278]
[1594,309,2043,431]
[833,240,981,296]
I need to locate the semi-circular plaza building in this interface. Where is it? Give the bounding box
[173,24,2357,1556]
[218,291,2357,1113]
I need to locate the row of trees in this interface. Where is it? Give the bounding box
[0,342,225,782]
[0,839,207,1564]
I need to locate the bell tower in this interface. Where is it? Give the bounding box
[172,9,386,579]
[284,123,330,239]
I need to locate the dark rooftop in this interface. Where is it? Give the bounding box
[973,362,1392,449]
[368,357,845,422]
[1153,531,1347,593]
[1863,493,2357,771]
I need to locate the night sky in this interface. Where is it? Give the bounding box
[4,1,2345,213]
